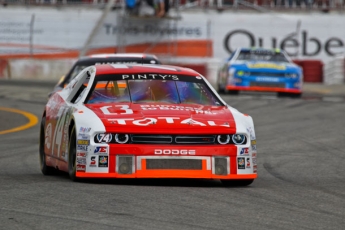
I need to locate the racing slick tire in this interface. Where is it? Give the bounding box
[217,85,225,94]
[226,90,239,95]
[217,82,239,95]
[277,92,302,98]
[39,117,55,175]
[68,125,79,181]
[221,179,254,187]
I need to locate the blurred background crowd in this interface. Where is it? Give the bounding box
[1,0,344,12]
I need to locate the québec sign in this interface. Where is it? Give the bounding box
[224,29,344,57]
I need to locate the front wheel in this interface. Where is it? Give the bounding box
[277,92,302,98]
[217,85,225,94]
[221,179,254,187]
[68,125,78,181]
[226,89,239,95]
[39,117,55,175]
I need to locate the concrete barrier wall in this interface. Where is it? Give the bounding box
[0,57,343,86]
[3,59,76,80]
[323,56,345,85]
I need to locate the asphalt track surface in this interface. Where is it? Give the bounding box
[0,82,344,230]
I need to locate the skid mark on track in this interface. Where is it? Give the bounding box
[263,162,294,184]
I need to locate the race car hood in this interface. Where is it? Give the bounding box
[230,60,299,72]
[85,103,237,134]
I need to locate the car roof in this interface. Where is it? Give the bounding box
[77,53,161,64]
[88,53,158,58]
[238,47,284,53]
[93,64,202,76]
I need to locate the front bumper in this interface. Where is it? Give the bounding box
[75,144,258,179]
[226,85,302,94]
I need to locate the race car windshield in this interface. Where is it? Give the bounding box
[237,51,289,62]
[86,77,223,106]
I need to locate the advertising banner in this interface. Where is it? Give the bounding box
[0,8,344,62]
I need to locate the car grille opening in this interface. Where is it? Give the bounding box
[146,159,202,170]
[130,135,216,144]
[250,82,285,88]
[131,135,172,144]
[246,72,286,77]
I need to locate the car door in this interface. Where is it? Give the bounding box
[45,68,94,165]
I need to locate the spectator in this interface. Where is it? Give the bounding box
[146,0,169,17]
[295,0,313,8]
[273,0,293,7]
[154,0,166,17]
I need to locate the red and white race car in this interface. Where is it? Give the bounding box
[39,64,257,186]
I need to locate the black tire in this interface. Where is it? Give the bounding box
[217,84,225,94]
[221,179,254,187]
[39,117,55,175]
[290,93,302,98]
[226,90,239,95]
[277,92,302,98]
[68,125,78,181]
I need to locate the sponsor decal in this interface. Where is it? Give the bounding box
[76,164,86,172]
[256,77,280,82]
[79,127,91,133]
[237,157,245,170]
[252,145,257,151]
[77,152,87,157]
[253,165,258,173]
[96,133,113,143]
[78,133,90,139]
[252,157,257,165]
[246,127,256,140]
[247,63,286,70]
[240,148,249,155]
[107,117,230,127]
[98,156,108,167]
[251,140,256,145]
[246,158,251,168]
[140,105,218,114]
[45,123,52,149]
[77,145,89,151]
[90,156,97,167]
[94,146,108,154]
[76,157,86,165]
[121,74,179,81]
[154,149,196,155]
[102,104,222,116]
[95,61,139,65]
[77,139,90,145]
[252,152,257,158]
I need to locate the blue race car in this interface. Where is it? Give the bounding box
[217,48,303,97]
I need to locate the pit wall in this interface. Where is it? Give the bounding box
[0,59,76,81]
[1,58,343,89]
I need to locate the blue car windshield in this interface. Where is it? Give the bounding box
[86,79,222,106]
[237,50,289,62]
